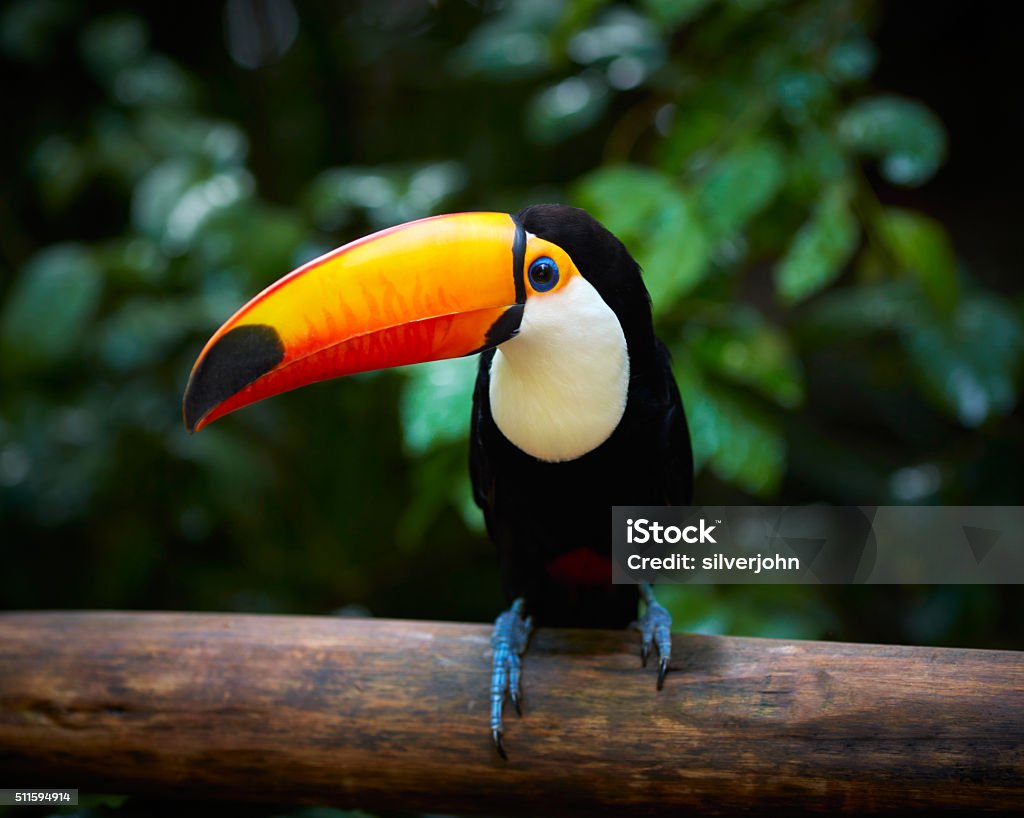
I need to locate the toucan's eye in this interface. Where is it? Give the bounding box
[528,257,559,292]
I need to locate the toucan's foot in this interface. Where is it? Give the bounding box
[489,597,532,760]
[632,584,672,690]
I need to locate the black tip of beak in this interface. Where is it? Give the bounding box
[182,324,285,432]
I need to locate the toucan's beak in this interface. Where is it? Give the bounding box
[183,211,524,431]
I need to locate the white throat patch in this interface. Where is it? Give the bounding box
[488,275,629,462]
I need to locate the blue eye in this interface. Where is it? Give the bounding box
[528,257,559,292]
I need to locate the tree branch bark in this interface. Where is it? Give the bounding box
[0,611,1020,815]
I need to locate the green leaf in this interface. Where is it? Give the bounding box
[30,135,89,210]
[807,284,1024,427]
[195,203,306,285]
[775,187,858,304]
[136,113,247,167]
[657,104,728,172]
[79,14,148,80]
[132,159,256,253]
[95,236,167,285]
[687,312,804,408]
[526,72,609,144]
[827,36,877,84]
[798,279,922,342]
[641,0,713,30]
[399,357,478,455]
[395,446,463,550]
[576,166,709,307]
[673,356,786,496]
[112,54,193,109]
[449,0,560,80]
[453,468,486,534]
[567,7,665,84]
[0,244,103,369]
[131,159,197,240]
[635,191,710,310]
[98,297,198,372]
[305,162,468,232]
[904,293,1024,428]
[838,95,947,187]
[775,69,832,124]
[787,128,849,201]
[696,141,786,242]
[878,208,957,312]
[657,584,839,640]
[574,164,674,236]
[306,167,398,231]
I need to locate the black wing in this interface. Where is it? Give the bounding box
[653,337,693,506]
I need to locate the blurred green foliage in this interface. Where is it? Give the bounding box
[1,0,1022,667]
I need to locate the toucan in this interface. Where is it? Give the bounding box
[183,204,693,758]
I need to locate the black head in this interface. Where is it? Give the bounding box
[514,204,656,363]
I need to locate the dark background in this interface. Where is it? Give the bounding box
[1,0,1021,727]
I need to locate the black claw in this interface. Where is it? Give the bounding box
[641,642,650,667]
[511,692,522,717]
[493,728,507,760]
[657,657,669,691]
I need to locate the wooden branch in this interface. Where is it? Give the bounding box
[0,612,1021,815]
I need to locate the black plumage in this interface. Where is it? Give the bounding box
[470,204,693,629]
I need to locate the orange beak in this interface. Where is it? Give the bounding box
[183,212,525,431]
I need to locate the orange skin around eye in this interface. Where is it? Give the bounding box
[186,212,524,431]
[522,235,581,296]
